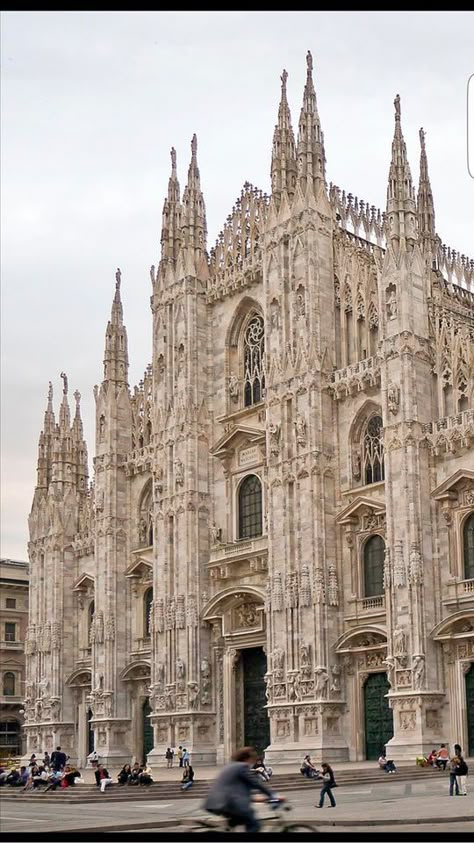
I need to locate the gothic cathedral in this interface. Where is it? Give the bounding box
[25,53,474,767]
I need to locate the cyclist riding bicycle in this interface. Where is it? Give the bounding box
[203,746,284,833]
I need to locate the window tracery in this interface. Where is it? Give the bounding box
[243,314,265,407]
[363,415,384,484]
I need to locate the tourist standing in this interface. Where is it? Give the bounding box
[165,747,174,768]
[454,754,468,796]
[177,746,184,767]
[182,748,190,768]
[315,762,337,808]
[51,745,67,773]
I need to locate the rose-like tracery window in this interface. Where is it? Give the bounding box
[363,415,384,484]
[244,315,265,407]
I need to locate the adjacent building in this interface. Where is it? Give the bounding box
[24,53,473,768]
[0,558,29,758]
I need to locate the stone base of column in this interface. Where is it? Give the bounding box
[148,712,217,766]
[264,702,349,764]
[21,720,76,766]
[90,717,132,768]
[386,691,447,761]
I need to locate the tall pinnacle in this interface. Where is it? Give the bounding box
[270,68,297,200]
[296,50,326,193]
[181,134,207,258]
[59,371,71,429]
[160,146,182,264]
[386,95,417,249]
[417,127,436,242]
[103,268,129,383]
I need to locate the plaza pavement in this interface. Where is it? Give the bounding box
[1,774,473,834]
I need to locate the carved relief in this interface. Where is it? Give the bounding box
[393,542,406,588]
[285,572,299,608]
[272,572,284,610]
[313,567,326,604]
[399,710,416,730]
[330,663,341,694]
[209,521,222,545]
[295,414,307,447]
[299,564,311,606]
[268,422,281,457]
[272,647,285,681]
[234,603,260,629]
[228,372,240,403]
[327,564,339,606]
[412,654,425,691]
[300,643,312,678]
[386,283,397,319]
[315,668,329,698]
[174,458,184,486]
[393,627,408,666]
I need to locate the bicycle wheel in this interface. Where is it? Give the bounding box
[282,822,319,833]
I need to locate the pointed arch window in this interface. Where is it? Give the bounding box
[238,474,263,539]
[144,587,153,639]
[363,415,384,484]
[464,513,474,580]
[364,535,385,597]
[3,672,15,696]
[243,314,265,407]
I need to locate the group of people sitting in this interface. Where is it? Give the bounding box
[116,762,154,788]
[0,746,81,792]
[416,743,451,769]
[300,754,322,778]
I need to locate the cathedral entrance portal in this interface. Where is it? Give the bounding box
[242,647,269,755]
[466,664,474,757]
[364,672,393,760]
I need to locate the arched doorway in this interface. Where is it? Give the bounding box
[466,664,474,757]
[364,672,393,760]
[142,698,153,762]
[87,708,94,755]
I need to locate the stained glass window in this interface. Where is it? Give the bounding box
[243,315,265,407]
[363,415,384,484]
[364,535,385,597]
[239,475,263,539]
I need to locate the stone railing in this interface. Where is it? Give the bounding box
[327,356,381,400]
[361,596,385,611]
[422,410,474,456]
[463,579,474,594]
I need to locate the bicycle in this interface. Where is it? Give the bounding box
[187,797,318,834]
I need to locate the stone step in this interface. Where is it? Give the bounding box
[0,766,444,803]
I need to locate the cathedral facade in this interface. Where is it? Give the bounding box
[24,53,474,768]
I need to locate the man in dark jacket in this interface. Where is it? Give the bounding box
[50,746,67,772]
[203,746,282,833]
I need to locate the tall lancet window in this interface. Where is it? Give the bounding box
[243,314,265,407]
[464,513,474,581]
[363,415,384,485]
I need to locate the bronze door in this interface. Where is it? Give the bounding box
[242,647,270,756]
[364,672,393,760]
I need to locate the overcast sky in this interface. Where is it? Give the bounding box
[1,10,473,561]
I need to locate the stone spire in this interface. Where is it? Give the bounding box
[71,389,89,493]
[417,127,436,243]
[160,146,182,263]
[59,371,71,430]
[296,50,326,194]
[270,68,297,200]
[386,95,417,251]
[181,134,207,260]
[103,268,129,384]
[35,382,56,491]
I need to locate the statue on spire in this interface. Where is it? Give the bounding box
[191,134,197,157]
[306,50,313,73]
[74,390,81,413]
[419,127,426,149]
[115,267,121,291]
[281,68,288,89]
[60,372,68,395]
[48,381,53,405]
[171,146,177,169]
[394,94,401,120]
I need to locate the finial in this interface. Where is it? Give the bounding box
[191,134,197,157]
[74,389,81,414]
[394,94,401,120]
[419,127,426,149]
[115,267,121,291]
[60,372,68,395]
[171,146,177,170]
[306,50,313,73]
[48,381,53,403]
[281,68,288,89]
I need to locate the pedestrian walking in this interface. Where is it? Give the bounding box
[315,762,337,808]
